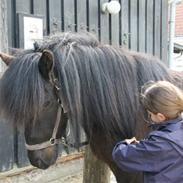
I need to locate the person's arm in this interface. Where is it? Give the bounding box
[112,136,172,172]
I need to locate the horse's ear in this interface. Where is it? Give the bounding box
[0,52,14,66]
[38,50,54,80]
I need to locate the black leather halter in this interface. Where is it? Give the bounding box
[25,70,88,151]
[25,70,66,151]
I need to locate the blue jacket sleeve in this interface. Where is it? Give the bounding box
[112,137,173,173]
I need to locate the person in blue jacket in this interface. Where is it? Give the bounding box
[112,80,183,183]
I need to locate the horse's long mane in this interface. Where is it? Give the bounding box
[0,32,171,142]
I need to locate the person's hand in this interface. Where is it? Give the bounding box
[125,137,139,144]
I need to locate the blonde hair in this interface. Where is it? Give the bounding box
[141,81,183,119]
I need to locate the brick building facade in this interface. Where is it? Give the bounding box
[173,1,183,71]
[175,1,183,37]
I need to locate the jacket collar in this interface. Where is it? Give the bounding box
[149,116,183,131]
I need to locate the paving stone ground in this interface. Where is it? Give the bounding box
[0,158,116,183]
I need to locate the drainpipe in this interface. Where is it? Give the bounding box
[168,0,182,68]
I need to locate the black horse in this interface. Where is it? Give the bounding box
[0,32,177,183]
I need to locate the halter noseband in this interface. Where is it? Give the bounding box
[25,105,64,151]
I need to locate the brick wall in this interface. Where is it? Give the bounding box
[175,1,183,36]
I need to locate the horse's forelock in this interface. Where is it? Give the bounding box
[0,52,45,126]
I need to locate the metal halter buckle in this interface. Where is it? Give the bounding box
[50,138,56,145]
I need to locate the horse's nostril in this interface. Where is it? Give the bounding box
[37,159,43,168]
[34,159,49,169]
